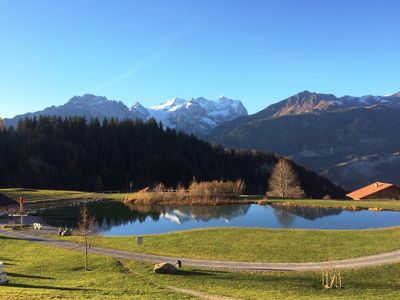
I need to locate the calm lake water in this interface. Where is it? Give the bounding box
[2,201,400,236]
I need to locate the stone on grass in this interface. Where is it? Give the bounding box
[153,262,178,274]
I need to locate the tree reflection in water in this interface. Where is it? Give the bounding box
[33,201,400,233]
[125,203,251,224]
[270,205,343,227]
[37,201,251,230]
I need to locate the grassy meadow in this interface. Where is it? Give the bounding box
[266,199,400,211]
[66,227,400,263]
[0,188,103,204]
[1,233,400,299]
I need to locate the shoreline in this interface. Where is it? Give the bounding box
[2,187,400,212]
[122,197,256,206]
[265,199,400,212]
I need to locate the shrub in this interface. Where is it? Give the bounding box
[188,179,245,200]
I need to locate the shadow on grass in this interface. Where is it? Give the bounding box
[344,280,400,290]
[6,282,94,291]
[0,255,18,265]
[175,270,215,276]
[0,235,46,243]
[12,188,38,193]
[191,271,319,287]
[7,272,55,280]
[0,235,21,241]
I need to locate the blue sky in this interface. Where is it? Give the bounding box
[0,0,399,118]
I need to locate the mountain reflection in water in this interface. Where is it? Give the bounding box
[38,201,251,230]
[30,200,400,235]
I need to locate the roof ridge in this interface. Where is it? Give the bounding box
[346,182,395,199]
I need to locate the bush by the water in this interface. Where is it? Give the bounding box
[189,179,245,200]
[126,179,246,204]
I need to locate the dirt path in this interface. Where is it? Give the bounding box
[1,229,400,272]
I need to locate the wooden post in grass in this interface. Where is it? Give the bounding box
[19,196,24,228]
[75,206,98,271]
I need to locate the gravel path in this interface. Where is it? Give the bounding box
[2,229,400,272]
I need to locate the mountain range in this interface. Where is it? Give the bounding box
[208,90,400,189]
[4,90,400,190]
[4,94,248,135]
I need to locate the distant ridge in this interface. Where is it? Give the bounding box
[208,90,400,189]
[4,94,248,135]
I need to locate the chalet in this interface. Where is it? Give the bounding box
[346,182,400,200]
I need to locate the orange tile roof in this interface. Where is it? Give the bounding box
[346,182,394,200]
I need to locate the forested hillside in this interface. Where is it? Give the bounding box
[0,116,345,198]
[209,105,400,189]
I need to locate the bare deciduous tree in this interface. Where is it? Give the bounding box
[75,206,98,271]
[267,158,305,198]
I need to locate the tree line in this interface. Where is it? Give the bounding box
[0,116,345,198]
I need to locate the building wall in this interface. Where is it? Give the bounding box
[361,186,400,200]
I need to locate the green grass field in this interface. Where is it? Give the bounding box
[0,188,103,204]
[0,235,187,300]
[66,227,400,263]
[2,188,400,211]
[266,199,400,211]
[1,233,400,299]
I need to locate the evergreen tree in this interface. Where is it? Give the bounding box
[0,117,345,198]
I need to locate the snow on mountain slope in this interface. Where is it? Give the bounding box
[4,94,248,135]
[130,101,151,120]
[145,96,248,134]
[251,90,400,120]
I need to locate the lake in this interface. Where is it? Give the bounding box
[2,201,400,235]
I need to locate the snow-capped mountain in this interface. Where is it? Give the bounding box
[160,205,250,224]
[130,101,151,120]
[142,96,247,134]
[254,90,400,119]
[4,94,248,135]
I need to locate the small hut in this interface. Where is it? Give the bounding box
[346,182,400,200]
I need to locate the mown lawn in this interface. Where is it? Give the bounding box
[0,235,188,300]
[143,261,400,300]
[67,227,400,263]
[267,199,400,211]
[0,188,103,204]
[1,234,400,299]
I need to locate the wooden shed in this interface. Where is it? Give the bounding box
[346,182,400,200]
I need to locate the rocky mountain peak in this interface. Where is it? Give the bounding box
[131,101,145,109]
[68,94,109,105]
[4,94,248,135]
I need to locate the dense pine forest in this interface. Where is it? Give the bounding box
[0,116,345,198]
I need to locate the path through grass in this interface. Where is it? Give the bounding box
[67,227,400,263]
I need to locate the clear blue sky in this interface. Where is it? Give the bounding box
[1,0,399,117]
